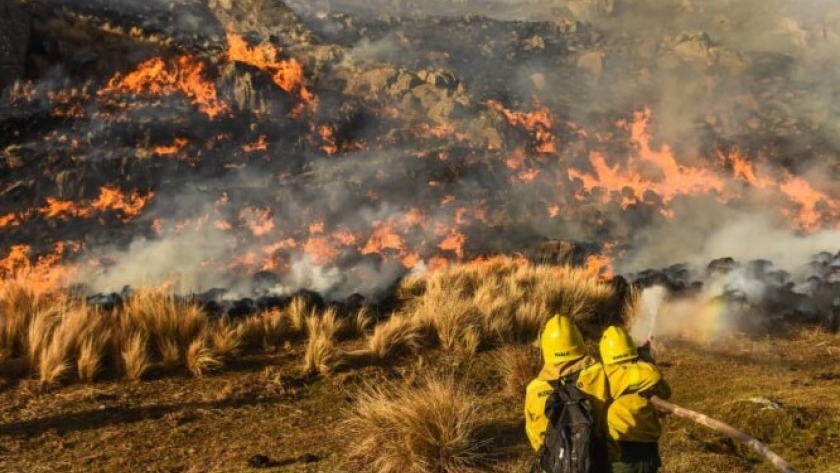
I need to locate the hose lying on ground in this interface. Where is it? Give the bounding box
[650,396,800,473]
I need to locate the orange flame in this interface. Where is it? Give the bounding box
[582,243,616,281]
[334,229,359,246]
[239,207,275,237]
[317,124,339,155]
[414,122,468,142]
[777,177,838,231]
[225,31,316,110]
[154,138,189,155]
[38,187,154,222]
[569,109,726,212]
[0,212,19,228]
[357,216,425,269]
[505,148,526,171]
[243,135,268,152]
[101,55,227,118]
[0,242,84,293]
[91,187,156,222]
[438,230,466,258]
[725,151,840,231]
[303,236,339,264]
[488,99,557,153]
[361,220,405,255]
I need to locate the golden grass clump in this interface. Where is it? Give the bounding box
[302,309,345,375]
[417,296,483,355]
[0,279,46,361]
[287,295,315,335]
[1,295,115,384]
[396,274,427,302]
[351,306,374,338]
[210,316,243,359]
[402,257,615,351]
[240,309,289,349]
[25,303,60,371]
[121,331,150,381]
[36,300,95,384]
[186,334,222,377]
[345,375,489,473]
[495,344,542,400]
[365,313,431,363]
[77,329,111,383]
[120,289,209,367]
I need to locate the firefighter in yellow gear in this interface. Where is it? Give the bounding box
[600,326,671,473]
[524,315,611,472]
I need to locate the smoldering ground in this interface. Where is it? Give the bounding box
[5,0,840,309]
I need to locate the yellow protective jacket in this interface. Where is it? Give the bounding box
[524,355,611,451]
[603,360,671,459]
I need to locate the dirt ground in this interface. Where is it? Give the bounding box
[1,328,839,473]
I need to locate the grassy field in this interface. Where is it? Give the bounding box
[0,258,838,473]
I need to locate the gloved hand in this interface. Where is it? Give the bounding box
[638,340,654,363]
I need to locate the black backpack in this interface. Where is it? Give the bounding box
[538,371,596,473]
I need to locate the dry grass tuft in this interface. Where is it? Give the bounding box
[158,337,182,369]
[303,329,339,375]
[186,335,222,377]
[38,340,71,385]
[495,345,542,400]
[366,313,431,363]
[36,301,92,384]
[345,375,490,473]
[316,308,345,340]
[121,332,150,381]
[287,296,314,335]
[25,304,59,371]
[415,297,483,355]
[351,306,374,338]
[401,258,616,352]
[1,279,48,362]
[120,290,209,367]
[302,309,345,375]
[396,274,427,302]
[77,329,111,383]
[240,309,288,349]
[210,316,243,359]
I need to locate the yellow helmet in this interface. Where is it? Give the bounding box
[599,326,638,365]
[541,315,585,364]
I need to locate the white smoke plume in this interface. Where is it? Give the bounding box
[619,212,840,277]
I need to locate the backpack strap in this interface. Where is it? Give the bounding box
[547,369,582,391]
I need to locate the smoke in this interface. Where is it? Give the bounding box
[289,0,840,160]
[9,0,840,308]
[618,204,840,277]
[83,228,238,293]
[624,212,840,343]
[76,151,478,299]
[344,35,407,63]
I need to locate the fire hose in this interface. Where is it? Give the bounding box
[650,396,800,473]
